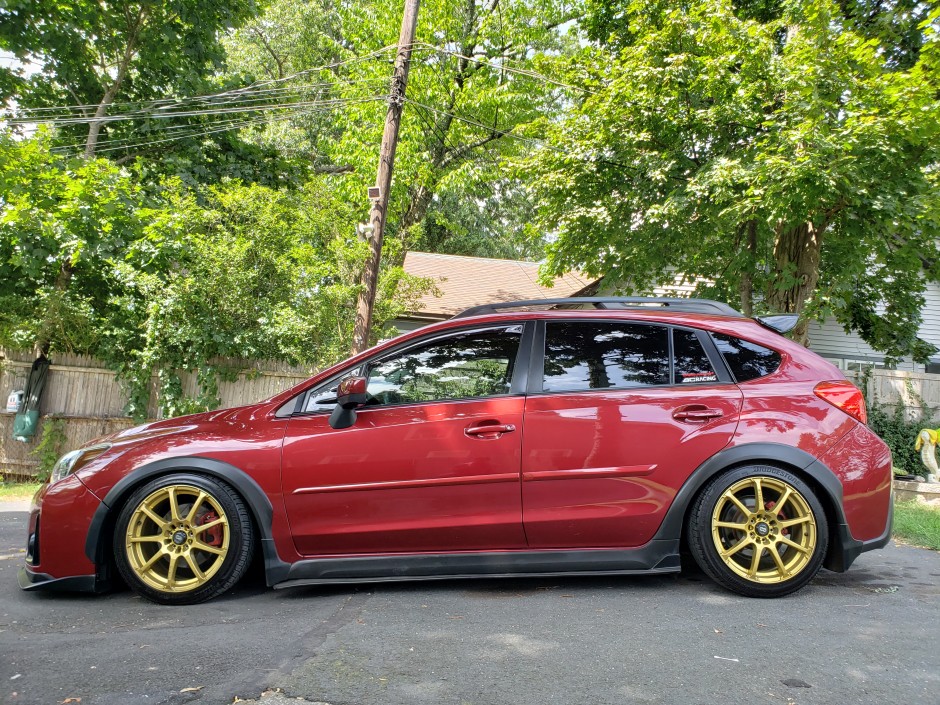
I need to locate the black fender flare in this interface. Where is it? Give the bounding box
[652,442,860,570]
[85,457,291,585]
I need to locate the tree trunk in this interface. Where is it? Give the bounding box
[35,259,75,356]
[84,7,146,157]
[398,183,435,240]
[765,221,824,345]
[737,219,757,317]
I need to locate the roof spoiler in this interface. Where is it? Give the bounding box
[755,314,799,334]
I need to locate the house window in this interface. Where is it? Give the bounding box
[843,360,887,373]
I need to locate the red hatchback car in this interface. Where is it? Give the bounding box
[20,297,892,604]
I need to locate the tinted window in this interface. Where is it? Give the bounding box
[365,327,521,405]
[712,333,782,382]
[673,329,718,384]
[543,322,669,392]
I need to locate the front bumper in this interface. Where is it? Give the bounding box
[19,474,105,594]
[18,566,101,593]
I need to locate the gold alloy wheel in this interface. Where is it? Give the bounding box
[710,476,817,584]
[124,484,230,593]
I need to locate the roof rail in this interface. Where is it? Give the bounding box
[453,297,744,319]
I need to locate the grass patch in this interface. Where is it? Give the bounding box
[893,500,940,550]
[0,482,43,502]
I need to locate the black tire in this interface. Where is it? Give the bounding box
[688,465,828,598]
[113,473,255,605]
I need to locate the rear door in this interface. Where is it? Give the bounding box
[521,320,743,548]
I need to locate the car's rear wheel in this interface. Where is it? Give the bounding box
[113,474,254,605]
[688,466,828,598]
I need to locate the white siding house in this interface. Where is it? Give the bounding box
[807,281,940,374]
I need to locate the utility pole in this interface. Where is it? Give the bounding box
[351,0,421,355]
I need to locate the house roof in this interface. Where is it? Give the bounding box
[402,252,597,319]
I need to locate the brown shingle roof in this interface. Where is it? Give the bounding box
[402,252,597,318]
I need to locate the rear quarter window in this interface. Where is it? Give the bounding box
[711,333,781,382]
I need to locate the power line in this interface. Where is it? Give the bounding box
[10,95,380,127]
[411,43,598,96]
[401,97,553,153]
[5,45,400,118]
[48,97,386,157]
[45,94,382,152]
[5,78,390,121]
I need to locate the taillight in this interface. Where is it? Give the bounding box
[814,380,867,424]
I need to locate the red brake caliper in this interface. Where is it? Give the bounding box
[197,511,223,547]
[766,500,789,537]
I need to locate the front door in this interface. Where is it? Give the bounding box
[521,320,743,548]
[282,325,529,556]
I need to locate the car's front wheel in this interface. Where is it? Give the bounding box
[113,474,255,605]
[688,466,828,598]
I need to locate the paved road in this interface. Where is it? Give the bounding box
[2,501,939,705]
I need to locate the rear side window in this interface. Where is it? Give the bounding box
[673,329,718,384]
[712,333,782,382]
[543,322,669,392]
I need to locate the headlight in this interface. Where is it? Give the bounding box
[49,445,111,485]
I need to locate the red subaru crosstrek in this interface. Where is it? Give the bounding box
[20,298,892,604]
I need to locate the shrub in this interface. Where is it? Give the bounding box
[867,404,934,476]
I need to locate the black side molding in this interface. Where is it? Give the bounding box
[274,541,681,589]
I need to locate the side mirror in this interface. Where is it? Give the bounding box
[329,376,368,429]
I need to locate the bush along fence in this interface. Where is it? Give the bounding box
[849,369,940,477]
[1,348,312,481]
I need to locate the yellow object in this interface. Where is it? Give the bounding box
[124,484,230,594]
[915,429,940,477]
[710,477,817,584]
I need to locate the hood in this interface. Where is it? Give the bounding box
[86,404,263,449]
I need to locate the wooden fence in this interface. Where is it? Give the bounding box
[847,369,940,421]
[0,348,313,480]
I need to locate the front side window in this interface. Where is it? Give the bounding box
[365,327,521,406]
[543,322,669,392]
[301,367,365,413]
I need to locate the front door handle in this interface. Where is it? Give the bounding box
[672,405,723,423]
[465,422,516,438]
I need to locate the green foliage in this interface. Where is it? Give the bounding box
[867,404,931,476]
[0,130,147,352]
[0,132,432,420]
[116,178,433,418]
[224,0,580,258]
[528,0,940,358]
[0,482,43,500]
[0,0,258,145]
[31,417,67,481]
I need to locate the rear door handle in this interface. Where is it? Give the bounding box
[465,422,516,438]
[672,406,723,423]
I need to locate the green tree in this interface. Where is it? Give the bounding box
[529,0,940,358]
[224,0,580,259]
[0,130,147,353]
[118,178,432,418]
[0,0,259,156]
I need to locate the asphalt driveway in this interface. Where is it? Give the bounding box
[2,500,938,705]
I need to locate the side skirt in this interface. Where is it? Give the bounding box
[273,540,681,589]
